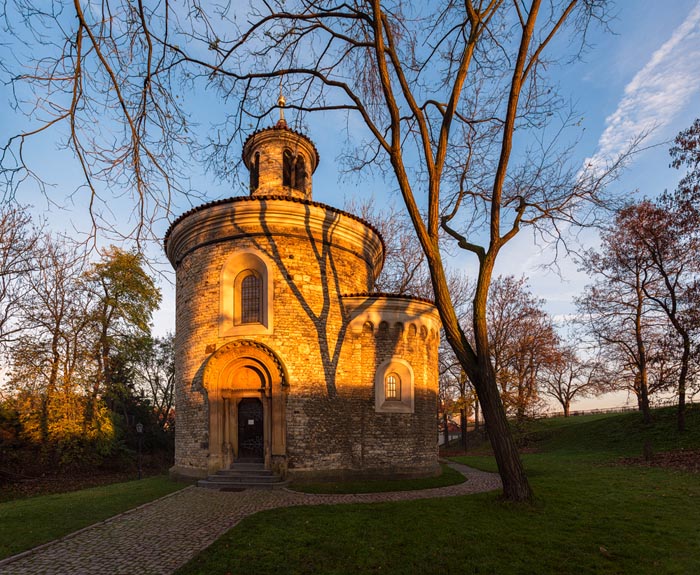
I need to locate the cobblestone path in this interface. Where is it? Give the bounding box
[0,463,500,575]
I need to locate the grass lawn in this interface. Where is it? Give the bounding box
[0,476,184,560]
[289,463,465,494]
[177,406,700,575]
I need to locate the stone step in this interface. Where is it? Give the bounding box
[227,463,266,471]
[205,473,280,483]
[197,478,290,490]
[216,467,274,477]
[196,460,288,490]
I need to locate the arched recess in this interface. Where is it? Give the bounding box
[374,358,414,414]
[202,340,288,473]
[220,249,274,337]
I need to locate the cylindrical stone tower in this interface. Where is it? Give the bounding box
[165,112,440,483]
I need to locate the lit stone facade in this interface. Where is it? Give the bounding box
[165,120,441,481]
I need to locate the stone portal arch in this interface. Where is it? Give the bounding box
[202,340,288,474]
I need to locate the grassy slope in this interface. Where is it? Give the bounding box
[0,476,184,560]
[177,406,700,575]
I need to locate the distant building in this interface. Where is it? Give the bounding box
[165,104,441,481]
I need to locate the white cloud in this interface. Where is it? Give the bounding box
[586,2,700,169]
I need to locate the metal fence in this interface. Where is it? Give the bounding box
[540,396,698,420]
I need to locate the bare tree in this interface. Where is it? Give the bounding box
[617,200,700,431]
[134,334,175,432]
[540,345,605,416]
[0,1,195,245]
[1,0,633,501]
[439,342,473,450]
[576,211,675,423]
[0,205,39,348]
[344,198,433,297]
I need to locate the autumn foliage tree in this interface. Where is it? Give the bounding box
[670,118,700,202]
[488,276,559,421]
[82,247,162,429]
[4,237,114,463]
[578,120,700,430]
[1,240,165,467]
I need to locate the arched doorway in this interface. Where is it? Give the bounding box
[202,341,288,474]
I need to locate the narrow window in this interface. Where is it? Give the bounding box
[295,155,307,193]
[385,373,400,401]
[282,149,293,188]
[250,152,260,191]
[241,272,261,324]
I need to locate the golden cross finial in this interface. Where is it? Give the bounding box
[277,75,288,125]
[278,92,286,124]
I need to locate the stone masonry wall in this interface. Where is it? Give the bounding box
[285,308,440,478]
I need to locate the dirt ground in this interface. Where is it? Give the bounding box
[0,448,173,501]
[618,449,700,473]
[0,467,168,501]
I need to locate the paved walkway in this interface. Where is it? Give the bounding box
[0,463,500,575]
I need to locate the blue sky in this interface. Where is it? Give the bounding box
[3,0,700,409]
[496,0,700,314]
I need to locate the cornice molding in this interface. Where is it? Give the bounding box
[165,197,385,279]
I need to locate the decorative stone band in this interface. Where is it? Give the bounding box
[343,293,442,340]
[165,197,385,278]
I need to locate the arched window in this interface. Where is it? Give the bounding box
[385,373,400,401]
[240,271,261,324]
[282,149,307,194]
[220,250,273,337]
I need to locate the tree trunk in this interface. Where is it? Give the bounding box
[474,398,480,432]
[41,331,62,446]
[477,370,532,501]
[85,315,111,431]
[443,410,449,448]
[678,388,686,432]
[469,258,532,502]
[638,368,652,424]
[677,333,690,432]
[424,233,532,501]
[634,279,652,424]
[516,377,526,422]
[563,400,570,417]
[460,407,467,451]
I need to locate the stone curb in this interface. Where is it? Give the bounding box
[279,462,492,497]
[0,485,193,570]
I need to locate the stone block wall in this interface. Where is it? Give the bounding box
[284,297,440,479]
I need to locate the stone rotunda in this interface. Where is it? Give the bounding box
[164,108,441,481]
